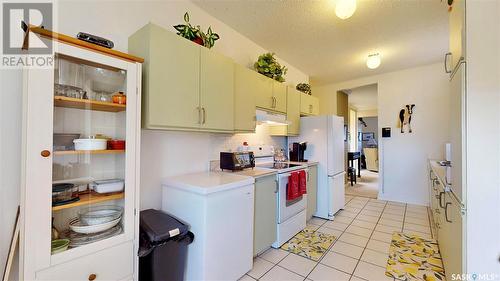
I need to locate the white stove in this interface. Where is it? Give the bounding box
[250,152,308,248]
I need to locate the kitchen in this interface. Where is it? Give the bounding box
[1,1,499,281]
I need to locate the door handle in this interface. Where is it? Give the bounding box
[444,202,452,223]
[444,52,452,74]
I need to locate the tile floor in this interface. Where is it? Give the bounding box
[241,195,433,281]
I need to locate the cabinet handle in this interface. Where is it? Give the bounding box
[444,52,452,74]
[197,107,202,124]
[88,274,97,281]
[274,181,278,193]
[202,107,206,124]
[438,191,445,208]
[40,150,51,157]
[309,104,312,113]
[444,202,452,223]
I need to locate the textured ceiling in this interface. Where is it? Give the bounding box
[193,0,449,85]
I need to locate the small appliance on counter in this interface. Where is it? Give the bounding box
[220,151,255,171]
[289,142,307,162]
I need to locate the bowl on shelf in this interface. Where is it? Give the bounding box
[73,138,107,150]
[107,140,125,150]
[67,224,122,248]
[78,205,123,225]
[51,239,70,254]
[90,179,124,194]
[69,216,121,234]
[52,183,80,206]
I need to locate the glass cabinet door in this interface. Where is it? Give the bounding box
[50,53,134,256]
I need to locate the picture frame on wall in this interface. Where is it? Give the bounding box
[362,132,375,141]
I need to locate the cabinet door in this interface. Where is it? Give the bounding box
[441,194,464,280]
[254,74,274,111]
[200,48,234,132]
[130,23,200,129]
[24,42,139,279]
[310,96,319,115]
[449,0,465,69]
[300,94,320,116]
[306,166,318,220]
[272,81,287,113]
[234,65,256,132]
[253,175,277,255]
[287,87,301,136]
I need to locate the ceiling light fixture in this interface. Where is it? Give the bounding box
[335,0,357,20]
[366,53,381,69]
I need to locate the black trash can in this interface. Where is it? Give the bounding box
[139,209,194,281]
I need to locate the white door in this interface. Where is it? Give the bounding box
[327,116,346,176]
[449,62,466,203]
[329,172,346,217]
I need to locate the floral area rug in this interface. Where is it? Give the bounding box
[280,228,336,261]
[386,232,446,281]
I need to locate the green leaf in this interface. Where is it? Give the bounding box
[184,12,189,22]
[173,25,185,32]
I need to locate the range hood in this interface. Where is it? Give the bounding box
[256,109,290,125]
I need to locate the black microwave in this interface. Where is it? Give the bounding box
[220,152,255,171]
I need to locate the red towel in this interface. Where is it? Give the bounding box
[287,172,300,200]
[298,170,307,195]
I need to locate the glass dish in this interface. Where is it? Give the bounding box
[78,205,123,225]
[66,225,122,248]
[52,183,79,206]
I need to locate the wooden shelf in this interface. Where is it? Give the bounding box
[54,96,126,112]
[52,191,124,211]
[54,149,125,156]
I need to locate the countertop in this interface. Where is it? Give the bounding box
[221,168,277,179]
[288,161,319,167]
[162,172,255,195]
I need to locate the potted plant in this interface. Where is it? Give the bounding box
[296,83,312,95]
[173,12,220,49]
[254,53,287,83]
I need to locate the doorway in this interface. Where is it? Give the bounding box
[343,84,379,198]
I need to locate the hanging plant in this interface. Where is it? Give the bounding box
[254,53,288,83]
[173,12,220,49]
[296,83,312,95]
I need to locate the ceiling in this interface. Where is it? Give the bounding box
[347,83,378,111]
[193,0,449,85]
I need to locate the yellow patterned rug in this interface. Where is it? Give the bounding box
[386,232,446,281]
[280,228,336,261]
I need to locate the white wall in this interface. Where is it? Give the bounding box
[314,63,450,205]
[53,0,309,211]
[0,69,22,280]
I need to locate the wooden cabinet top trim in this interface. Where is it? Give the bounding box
[25,25,144,63]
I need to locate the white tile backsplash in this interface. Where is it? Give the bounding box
[140,124,286,210]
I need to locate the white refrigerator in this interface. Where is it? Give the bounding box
[290,115,346,220]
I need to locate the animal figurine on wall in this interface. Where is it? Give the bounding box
[399,104,415,133]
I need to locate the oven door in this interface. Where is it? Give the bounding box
[277,170,307,224]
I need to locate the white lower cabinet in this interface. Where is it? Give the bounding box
[36,242,134,281]
[428,162,465,278]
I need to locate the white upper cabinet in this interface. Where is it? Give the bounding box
[448,0,466,72]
